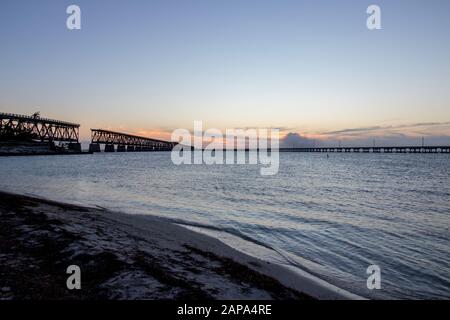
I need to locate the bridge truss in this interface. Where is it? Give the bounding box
[91,129,175,151]
[0,112,80,142]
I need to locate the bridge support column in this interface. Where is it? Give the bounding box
[104,144,115,152]
[68,143,82,152]
[117,145,126,152]
[89,143,101,153]
[127,146,135,152]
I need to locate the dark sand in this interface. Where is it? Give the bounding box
[0,191,315,300]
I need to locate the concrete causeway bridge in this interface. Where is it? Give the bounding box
[89,129,176,152]
[280,146,450,153]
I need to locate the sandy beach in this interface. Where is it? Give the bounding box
[0,190,363,300]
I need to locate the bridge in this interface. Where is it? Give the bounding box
[279,146,450,153]
[0,112,80,144]
[2,112,450,155]
[89,129,176,152]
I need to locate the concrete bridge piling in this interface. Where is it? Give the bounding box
[88,144,101,153]
[104,144,115,152]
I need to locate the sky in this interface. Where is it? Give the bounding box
[1,0,449,146]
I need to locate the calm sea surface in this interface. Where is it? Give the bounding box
[0,152,448,299]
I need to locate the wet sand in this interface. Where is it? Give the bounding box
[0,191,358,300]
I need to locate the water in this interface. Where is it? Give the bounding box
[0,152,449,299]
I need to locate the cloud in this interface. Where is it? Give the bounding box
[321,122,450,136]
[234,126,294,132]
[280,132,315,148]
[280,122,450,147]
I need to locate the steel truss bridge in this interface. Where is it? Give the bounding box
[90,129,176,152]
[0,112,79,143]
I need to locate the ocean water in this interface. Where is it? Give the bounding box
[0,152,448,299]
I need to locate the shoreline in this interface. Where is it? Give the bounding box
[0,190,361,300]
[0,151,90,157]
[0,141,90,157]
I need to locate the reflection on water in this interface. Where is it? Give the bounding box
[0,152,449,299]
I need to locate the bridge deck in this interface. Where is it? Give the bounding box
[0,112,79,127]
[279,147,450,153]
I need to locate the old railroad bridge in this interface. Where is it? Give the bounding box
[1,112,450,153]
[89,129,176,152]
[0,112,175,153]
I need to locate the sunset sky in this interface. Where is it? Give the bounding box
[1,0,450,146]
